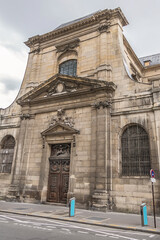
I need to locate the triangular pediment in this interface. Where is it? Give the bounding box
[41,122,79,136]
[17,74,116,105]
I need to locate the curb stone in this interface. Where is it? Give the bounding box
[0,209,159,235]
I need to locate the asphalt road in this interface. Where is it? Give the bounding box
[0,213,159,240]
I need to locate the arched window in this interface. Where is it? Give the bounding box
[0,135,15,173]
[59,59,77,76]
[121,125,151,176]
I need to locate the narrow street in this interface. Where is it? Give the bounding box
[0,212,159,240]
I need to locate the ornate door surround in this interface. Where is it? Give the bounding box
[47,143,71,203]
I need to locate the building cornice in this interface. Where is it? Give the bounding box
[123,36,143,70]
[25,8,128,48]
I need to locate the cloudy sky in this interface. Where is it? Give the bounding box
[0,0,160,108]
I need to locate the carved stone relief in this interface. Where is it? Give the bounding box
[47,80,80,96]
[55,39,80,53]
[98,20,111,33]
[50,109,75,128]
[51,144,71,158]
[93,101,112,109]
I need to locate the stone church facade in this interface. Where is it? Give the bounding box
[0,8,160,214]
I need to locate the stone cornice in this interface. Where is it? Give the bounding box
[123,36,143,70]
[0,124,20,129]
[111,107,154,116]
[25,8,128,48]
[124,35,160,74]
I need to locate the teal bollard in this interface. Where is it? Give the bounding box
[69,197,75,217]
[140,203,148,226]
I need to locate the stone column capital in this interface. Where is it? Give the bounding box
[93,100,112,109]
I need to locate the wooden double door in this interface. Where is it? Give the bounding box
[47,144,70,203]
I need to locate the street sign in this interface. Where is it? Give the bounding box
[150,169,155,178]
[151,178,156,183]
[150,169,156,228]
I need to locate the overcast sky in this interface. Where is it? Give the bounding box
[0,0,160,108]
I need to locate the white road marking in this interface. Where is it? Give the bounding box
[66,225,138,240]
[61,228,71,231]
[109,236,119,239]
[95,233,108,237]
[78,231,89,234]
[46,225,56,229]
[149,235,155,238]
[0,215,24,223]
[0,213,140,240]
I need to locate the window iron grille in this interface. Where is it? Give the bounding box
[0,135,15,173]
[59,60,77,76]
[122,125,151,176]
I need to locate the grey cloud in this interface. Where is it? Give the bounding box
[0,41,25,55]
[0,0,159,57]
[0,76,21,93]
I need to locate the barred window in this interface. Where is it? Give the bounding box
[0,135,15,173]
[122,125,151,176]
[59,60,77,76]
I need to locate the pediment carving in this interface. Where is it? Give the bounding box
[55,39,80,53]
[17,74,116,106]
[46,79,82,97]
[41,123,79,137]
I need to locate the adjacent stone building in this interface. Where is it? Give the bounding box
[0,8,160,214]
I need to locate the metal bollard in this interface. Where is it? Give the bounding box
[140,203,148,226]
[69,197,75,217]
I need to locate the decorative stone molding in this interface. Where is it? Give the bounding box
[0,125,20,130]
[94,64,112,81]
[130,63,141,82]
[42,136,45,149]
[98,20,111,33]
[30,47,40,54]
[50,109,75,128]
[55,39,80,53]
[29,43,41,54]
[93,101,112,109]
[20,114,35,120]
[47,80,79,96]
[92,190,109,211]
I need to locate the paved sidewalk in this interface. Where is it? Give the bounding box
[0,201,160,235]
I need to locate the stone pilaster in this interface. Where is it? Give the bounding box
[92,101,112,211]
